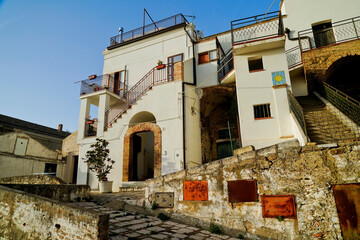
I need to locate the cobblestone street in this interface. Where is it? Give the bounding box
[72,201,238,240]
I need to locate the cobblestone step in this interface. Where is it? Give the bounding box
[71,199,238,240]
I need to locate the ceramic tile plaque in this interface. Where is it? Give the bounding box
[261,195,297,218]
[183,181,208,201]
[272,71,286,86]
[228,180,258,202]
[155,192,174,208]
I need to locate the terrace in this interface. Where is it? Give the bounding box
[108,14,188,48]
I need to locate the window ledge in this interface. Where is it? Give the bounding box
[249,69,265,73]
[254,117,273,120]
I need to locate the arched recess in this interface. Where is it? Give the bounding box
[123,122,161,182]
[326,55,360,101]
[129,111,156,126]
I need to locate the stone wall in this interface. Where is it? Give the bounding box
[0,185,108,240]
[145,139,360,239]
[302,39,360,90]
[0,175,66,184]
[0,184,90,202]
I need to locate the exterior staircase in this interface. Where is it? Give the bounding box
[104,65,170,130]
[296,94,359,144]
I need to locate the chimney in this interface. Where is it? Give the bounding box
[58,124,63,132]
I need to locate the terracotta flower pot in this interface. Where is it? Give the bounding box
[156,64,165,70]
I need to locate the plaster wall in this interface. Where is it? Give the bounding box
[103,27,193,87]
[77,81,184,191]
[61,131,79,183]
[184,84,202,168]
[234,47,295,149]
[282,0,360,50]
[195,39,218,88]
[0,132,62,178]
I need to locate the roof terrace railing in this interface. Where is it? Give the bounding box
[109,14,188,46]
[298,16,360,52]
[231,11,284,45]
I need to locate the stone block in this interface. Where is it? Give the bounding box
[233,146,255,156]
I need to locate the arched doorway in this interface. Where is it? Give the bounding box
[326,55,360,101]
[123,118,161,182]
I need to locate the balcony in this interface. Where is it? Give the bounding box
[80,74,126,97]
[298,16,360,52]
[231,11,284,45]
[109,14,188,48]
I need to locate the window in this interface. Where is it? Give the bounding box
[312,21,335,48]
[198,50,218,64]
[253,104,271,119]
[248,56,264,72]
[44,163,57,175]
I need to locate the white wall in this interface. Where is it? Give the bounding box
[234,47,296,149]
[77,81,184,191]
[195,39,219,88]
[283,0,360,50]
[103,27,193,87]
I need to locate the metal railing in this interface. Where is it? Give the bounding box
[288,90,307,137]
[105,65,170,129]
[218,50,234,81]
[110,14,188,46]
[298,16,360,52]
[80,74,115,96]
[317,82,360,126]
[285,46,302,69]
[231,11,284,45]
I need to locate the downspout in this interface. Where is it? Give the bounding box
[181,24,198,171]
[285,28,312,48]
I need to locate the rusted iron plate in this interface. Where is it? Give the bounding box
[155,192,174,208]
[332,184,360,239]
[261,195,297,219]
[183,181,208,201]
[228,180,258,202]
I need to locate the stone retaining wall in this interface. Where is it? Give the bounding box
[0,184,90,202]
[0,185,109,240]
[145,140,360,239]
[0,175,66,184]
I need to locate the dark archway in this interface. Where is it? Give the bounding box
[326,55,360,101]
[200,85,240,163]
[123,122,161,182]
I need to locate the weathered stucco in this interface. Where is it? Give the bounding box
[145,139,360,239]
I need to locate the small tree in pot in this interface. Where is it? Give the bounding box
[83,138,115,193]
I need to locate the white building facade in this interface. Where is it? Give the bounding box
[76,1,360,191]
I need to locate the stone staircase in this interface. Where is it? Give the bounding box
[296,94,358,144]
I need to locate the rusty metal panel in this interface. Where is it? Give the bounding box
[183,181,208,201]
[228,180,258,203]
[333,184,360,239]
[155,192,174,208]
[261,195,297,219]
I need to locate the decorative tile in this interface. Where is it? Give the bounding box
[272,71,286,86]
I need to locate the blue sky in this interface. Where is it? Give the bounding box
[0,0,280,132]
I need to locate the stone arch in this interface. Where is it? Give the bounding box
[123,122,161,181]
[325,55,360,101]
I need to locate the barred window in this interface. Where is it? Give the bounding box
[253,104,271,119]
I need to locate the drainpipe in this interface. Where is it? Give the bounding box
[285,28,312,48]
[182,82,186,170]
[181,24,198,170]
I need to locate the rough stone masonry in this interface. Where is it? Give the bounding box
[145,139,360,239]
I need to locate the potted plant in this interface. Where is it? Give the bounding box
[83,138,115,193]
[156,60,165,70]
